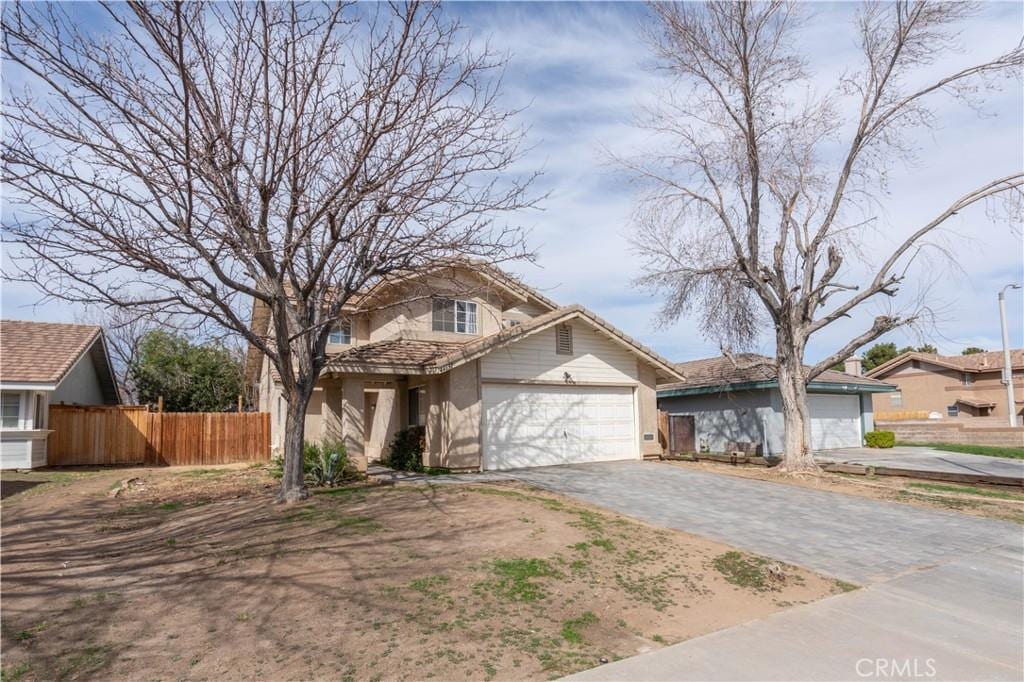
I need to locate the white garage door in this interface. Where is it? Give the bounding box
[482,384,638,470]
[809,394,862,450]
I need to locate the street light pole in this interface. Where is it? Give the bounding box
[998,283,1021,427]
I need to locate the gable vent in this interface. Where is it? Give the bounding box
[556,324,573,355]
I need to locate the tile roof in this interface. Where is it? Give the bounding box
[659,353,893,391]
[320,305,686,382]
[0,320,102,384]
[325,339,464,372]
[866,349,1024,377]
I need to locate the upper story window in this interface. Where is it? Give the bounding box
[947,404,959,417]
[890,392,902,408]
[328,320,352,345]
[432,299,477,334]
[961,372,972,386]
[1,392,21,429]
[555,324,573,355]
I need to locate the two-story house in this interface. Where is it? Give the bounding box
[247,263,684,472]
[866,349,1024,424]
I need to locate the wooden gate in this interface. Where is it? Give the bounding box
[47,405,270,466]
[667,414,696,454]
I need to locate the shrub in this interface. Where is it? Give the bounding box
[305,440,350,487]
[865,431,895,448]
[269,440,352,485]
[386,426,425,472]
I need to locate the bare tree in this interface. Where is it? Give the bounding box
[628,1,1022,471]
[2,1,536,500]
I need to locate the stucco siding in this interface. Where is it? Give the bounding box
[437,360,482,470]
[480,321,639,384]
[368,273,506,343]
[50,351,105,406]
[636,363,661,457]
[659,390,775,454]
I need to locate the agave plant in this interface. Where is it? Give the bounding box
[305,442,349,487]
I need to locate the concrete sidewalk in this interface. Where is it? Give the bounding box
[815,446,1023,483]
[568,544,1023,681]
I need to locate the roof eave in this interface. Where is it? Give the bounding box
[657,379,895,398]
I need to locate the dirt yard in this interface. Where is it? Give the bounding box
[1,465,847,681]
[664,460,1024,524]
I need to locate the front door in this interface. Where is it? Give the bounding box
[668,415,695,454]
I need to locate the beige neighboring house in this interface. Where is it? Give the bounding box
[866,349,1024,423]
[247,264,684,472]
[0,321,121,469]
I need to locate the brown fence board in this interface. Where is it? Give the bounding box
[47,406,270,466]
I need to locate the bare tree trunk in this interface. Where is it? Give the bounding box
[278,388,313,503]
[776,344,818,473]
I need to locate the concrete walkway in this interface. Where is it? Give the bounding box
[815,446,1023,483]
[486,461,1021,681]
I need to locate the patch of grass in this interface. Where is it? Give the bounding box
[561,612,598,644]
[712,551,772,591]
[1,663,30,682]
[834,579,859,593]
[166,537,177,547]
[570,542,590,553]
[481,558,560,602]
[651,634,666,644]
[896,442,1024,460]
[422,467,452,476]
[482,661,497,679]
[898,491,978,510]
[590,538,615,552]
[409,575,450,599]
[57,645,114,679]
[157,501,184,511]
[906,482,1023,500]
[614,572,675,611]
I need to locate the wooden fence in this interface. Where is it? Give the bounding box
[875,410,932,421]
[48,405,270,466]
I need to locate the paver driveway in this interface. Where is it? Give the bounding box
[505,460,1019,584]
[489,461,1022,681]
[816,446,1024,482]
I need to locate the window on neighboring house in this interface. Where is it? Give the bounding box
[432,299,477,334]
[33,394,44,429]
[555,324,573,355]
[890,392,902,408]
[1,392,21,429]
[962,372,972,386]
[328,320,352,345]
[947,404,959,417]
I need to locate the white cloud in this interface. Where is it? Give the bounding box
[4,2,1021,362]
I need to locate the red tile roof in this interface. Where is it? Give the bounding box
[866,349,1024,378]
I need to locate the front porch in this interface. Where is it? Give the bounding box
[296,361,482,472]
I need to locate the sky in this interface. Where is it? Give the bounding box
[2,1,1022,363]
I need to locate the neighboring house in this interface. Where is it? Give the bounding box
[0,320,121,469]
[866,349,1024,423]
[247,264,684,472]
[656,355,895,454]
